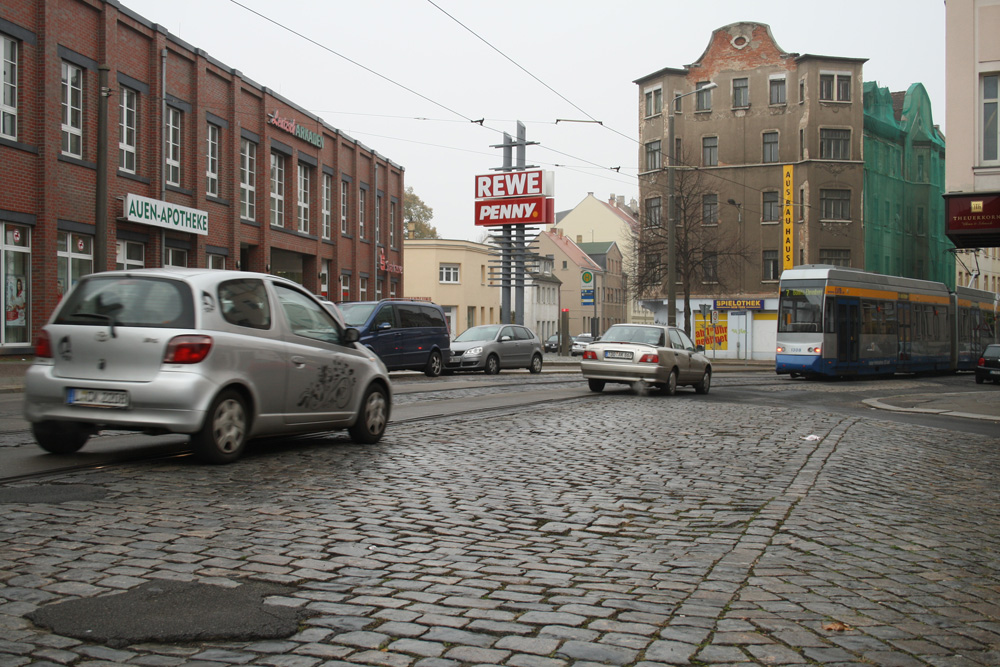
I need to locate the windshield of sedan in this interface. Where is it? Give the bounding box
[454,325,501,342]
[599,326,665,346]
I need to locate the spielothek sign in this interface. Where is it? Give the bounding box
[474,169,555,226]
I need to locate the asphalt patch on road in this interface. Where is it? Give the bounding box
[27,579,307,648]
[0,484,107,504]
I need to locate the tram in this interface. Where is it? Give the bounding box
[775,265,999,378]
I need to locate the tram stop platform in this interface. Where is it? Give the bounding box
[864,390,1000,422]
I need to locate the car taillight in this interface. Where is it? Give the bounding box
[638,353,659,363]
[163,335,213,364]
[980,357,986,367]
[34,330,52,359]
[583,350,598,360]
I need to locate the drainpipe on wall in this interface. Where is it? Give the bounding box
[160,48,167,266]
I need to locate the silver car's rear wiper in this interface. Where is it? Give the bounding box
[71,312,118,338]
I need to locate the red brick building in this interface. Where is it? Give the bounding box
[0,0,405,354]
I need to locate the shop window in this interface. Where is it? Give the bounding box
[115,240,144,270]
[3,224,30,345]
[57,231,92,296]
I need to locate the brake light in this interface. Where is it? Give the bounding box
[810,346,822,354]
[164,335,213,364]
[638,353,659,363]
[776,345,784,353]
[583,350,598,360]
[980,357,986,367]
[34,330,52,359]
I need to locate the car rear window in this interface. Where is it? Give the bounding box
[55,276,194,328]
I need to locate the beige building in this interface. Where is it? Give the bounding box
[535,229,606,337]
[634,22,866,333]
[554,193,652,323]
[945,0,1000,294]
[403,239,498,337]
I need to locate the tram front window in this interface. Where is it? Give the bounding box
[778,282,824,333]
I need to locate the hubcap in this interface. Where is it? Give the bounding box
[213,399,245,454]
[364,392,387,435]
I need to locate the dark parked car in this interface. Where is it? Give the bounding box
[339,299,451,377]
[975,344,1000,384]
[545,334,559,353]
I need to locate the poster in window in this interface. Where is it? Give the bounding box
[6,275,25,326]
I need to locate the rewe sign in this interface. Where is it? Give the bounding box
[473,169,555,227]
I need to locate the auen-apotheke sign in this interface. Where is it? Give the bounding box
[124,193,208,236]
[267,109,324,148]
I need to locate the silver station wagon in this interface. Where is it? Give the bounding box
[24,268,392,463]
[580,323,712,395]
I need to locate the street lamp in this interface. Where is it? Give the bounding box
[667,81,716,327]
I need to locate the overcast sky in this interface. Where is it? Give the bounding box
[122,0,946,242]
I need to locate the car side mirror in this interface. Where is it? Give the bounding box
[500,335,512,342]
[344,327,361,344]
[696,344,705,353]
[376,321,392,331]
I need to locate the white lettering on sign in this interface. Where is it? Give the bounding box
[479,201,537,221]
[475,170,549,198]
[474,196,549,226]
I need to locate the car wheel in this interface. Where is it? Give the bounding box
[588,379,605,393]
[528,354,543,374]
[349,383,389,444]
[975,375,985,384]
[424,350,443,377]
[191,389,248,464]
[663,368,678,396]
[695,369,712,394]
[485,354,500,375]
[32,421,91,454]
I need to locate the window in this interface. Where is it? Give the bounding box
[341,180,350,234]
[115,240,144,270]
[165,107,181,186]
[61,62,83,157]
[389,201,397,246]
[240,139,256,221]
[440,263,460,284]
[206,123,219,197]
[359,187,367,238]
[166,247,187,267]
[270,153,285,227]
[359,276,368,300]
[702,252,717,283]
[763,192,781,222]
[820,73,851,101]
[322,173,332,239]
[984,74,999,162]
[702,136,718,166]
[57,232,92,295]
[673,91,682,113]
[762,250,780,281]
[645,140,661,171]
[702,194,718,225]
[375,195,382,244]
[340,273,350,301]
[3,224,30,344]
[732,78,748,108]
[208,253,225,270]
[1,36,16,140]
[820,189,851,220]
[799,78,804,104]
[769,77,786,105]
[119,87,137,173]
[644,87,662,116]
[820,128,851,160]
[819,248,851,266]
[695,81,713,111]
[645,197,661,228]
[762,131,779,163]
[297,164,310,233]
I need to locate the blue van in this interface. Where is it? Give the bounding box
[339,299,451,377]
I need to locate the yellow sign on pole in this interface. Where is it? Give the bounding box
[782,165,794,272]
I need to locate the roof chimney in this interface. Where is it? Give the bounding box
[616,195,624,208]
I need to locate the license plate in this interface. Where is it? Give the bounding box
[991,369,1000,376]
[67,388,130,408]
[605,350,633,360]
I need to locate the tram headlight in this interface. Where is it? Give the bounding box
[809,346,822,354]
[776,345,784,353]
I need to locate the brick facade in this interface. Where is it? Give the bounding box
[0,0,405,353]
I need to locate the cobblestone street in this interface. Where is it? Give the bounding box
[1,393,998,666]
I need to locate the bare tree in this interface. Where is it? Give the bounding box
[631,153,751,335]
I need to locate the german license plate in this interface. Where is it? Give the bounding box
[66,388,130,408]
[991,369,1000,375]
[605,350,633,360]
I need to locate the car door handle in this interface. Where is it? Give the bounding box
[290,356,307,368]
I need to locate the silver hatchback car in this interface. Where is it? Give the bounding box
[445,324,544,374]
[24,268,392,463]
